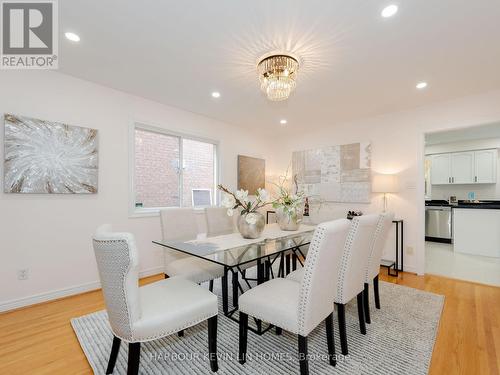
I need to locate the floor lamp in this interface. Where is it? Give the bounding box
[372,174,399,212]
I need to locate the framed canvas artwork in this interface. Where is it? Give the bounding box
[4,113,98,194]
[292,142,371,203]
[237,155,265,195]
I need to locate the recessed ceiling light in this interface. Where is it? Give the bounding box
[381,4,398,18]
[416,82,428,90]
[211,92,221,98]
[280,119,287,125]
[65,32,80,42]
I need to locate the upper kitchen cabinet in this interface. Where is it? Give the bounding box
[451,152,475,184]
[431,154,451,184]
[474,149,497,183]
[430,149,498,185]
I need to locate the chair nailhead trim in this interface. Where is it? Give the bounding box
[336,218,360,303]
[93,238,134,341]
[129,313,218,343]
[364,215,385,282]
[297,226,326,334]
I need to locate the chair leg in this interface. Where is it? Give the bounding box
[364,283,371,324]
[208,315,218,372]
[336,303,348,355]
[357,292,367,335]
[127,342,140,375]
[374,275,381,309]
[209,279,214,292]
[239,312,248,364]
[106,336,121,374]
[275,326,282,335]
[298,335,309,375]
[325,313,336,366]
[178,330,184,337]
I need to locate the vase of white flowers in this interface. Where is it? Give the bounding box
[218,184,270,239]
[272,179,305,231]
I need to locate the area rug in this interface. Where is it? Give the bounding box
[71,281,444,374]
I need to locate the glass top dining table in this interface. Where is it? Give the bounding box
[153,223,315,269]
[154,223,315,333]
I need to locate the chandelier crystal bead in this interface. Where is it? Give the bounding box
[257,54,299,101]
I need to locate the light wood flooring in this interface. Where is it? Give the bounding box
[0,271,499,374]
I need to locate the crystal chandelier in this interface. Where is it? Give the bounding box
[257,54,299,101]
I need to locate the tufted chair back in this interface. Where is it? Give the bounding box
[336,214,380,304]
[205,206,235,237]
[365,212,395,282]
[160,208,199,264]
[92,224,141,341]
[297,219,351,336]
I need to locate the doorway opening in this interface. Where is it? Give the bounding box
[424,122,500,286]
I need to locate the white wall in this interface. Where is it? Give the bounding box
[426,138,500,200]
[0,70,276,311]
[276,89,500,274]
[3,69,500,310]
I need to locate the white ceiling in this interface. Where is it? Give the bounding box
[59,0,500,136]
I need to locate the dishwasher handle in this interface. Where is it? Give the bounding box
[425,206,451,211]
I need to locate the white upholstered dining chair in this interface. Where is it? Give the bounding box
[205,206,236,237]
[238,219,351,375]
[92,224,219,375]
[363,212,394,324]
[332,214,380,355]
[286,214,380,355]
[160,208,225,291]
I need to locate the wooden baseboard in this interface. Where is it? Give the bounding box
[0,266,164,313]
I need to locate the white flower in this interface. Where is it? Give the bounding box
[257,188,270,202]
[245,212,258,225]
[221,194,236,208]
[227,208,234,217]
[235,189,249,202]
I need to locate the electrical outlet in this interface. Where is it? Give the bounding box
[17,269,29,280]
[406,246,414,255]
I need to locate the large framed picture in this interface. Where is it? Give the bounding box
[237,155,265,195]
[4,114,98,194]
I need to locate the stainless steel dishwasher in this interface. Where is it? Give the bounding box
[425,205,453,243]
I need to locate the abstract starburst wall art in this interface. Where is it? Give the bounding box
[4,114,98,194]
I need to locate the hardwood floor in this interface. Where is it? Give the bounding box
[380,272,500,375]
[0,271,499,374]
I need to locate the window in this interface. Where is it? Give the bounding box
[132,124,218,213]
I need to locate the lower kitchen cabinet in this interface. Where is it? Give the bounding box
[453,208,500,258]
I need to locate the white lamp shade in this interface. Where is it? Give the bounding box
[372,174,399,193]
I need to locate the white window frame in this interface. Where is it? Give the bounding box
[129,122,220,217]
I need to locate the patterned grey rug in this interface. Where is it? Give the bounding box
[71,281,444,375]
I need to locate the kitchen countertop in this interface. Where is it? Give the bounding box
[425,200,500,209]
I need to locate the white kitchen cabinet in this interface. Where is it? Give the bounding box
[451,152,475,184]
[474,149,497,183]
[453,208,500,258]
[430,149,498,185]
[430,154,451,185]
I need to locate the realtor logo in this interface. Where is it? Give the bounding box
[1,0,58,69]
